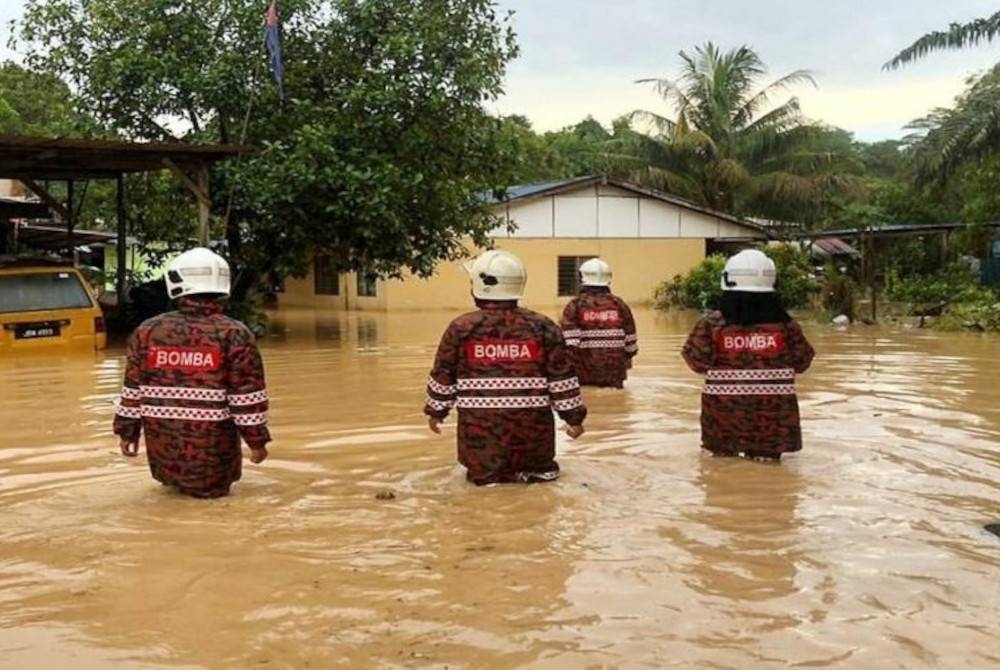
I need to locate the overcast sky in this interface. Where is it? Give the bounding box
[2,0,999,141]
[493,0,1000,140]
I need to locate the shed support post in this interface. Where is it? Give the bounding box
[116,174,127,304]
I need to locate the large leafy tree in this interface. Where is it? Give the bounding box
[0,62,97,135]
[13,0,520,298]
[621,43,859,224]
[886,10,1000,68]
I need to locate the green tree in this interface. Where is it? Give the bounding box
[0,61,95,135]
[624,43,860,224]
[14,0,521,299]
[906,65,1000,185]
[886,10,1000,68]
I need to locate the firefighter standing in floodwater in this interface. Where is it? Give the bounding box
[424,250,587,485]
[682,249,814,461]
[113,248,271,498]
[560,258,638,388]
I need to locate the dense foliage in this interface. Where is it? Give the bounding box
[13,0,521,300]
[654,248,818,311]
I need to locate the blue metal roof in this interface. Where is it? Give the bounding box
[485,176,598,204]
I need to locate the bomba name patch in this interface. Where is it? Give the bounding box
[717,331,785,355]
[581,309,620,324]
[466,340,541,364]
[147,346,222,371]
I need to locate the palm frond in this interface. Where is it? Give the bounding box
[734,70,815,129]
[885,10,1000,69]
[626,109,677,138]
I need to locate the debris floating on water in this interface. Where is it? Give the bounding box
[375,490,396,501]
[986,523,1000,539]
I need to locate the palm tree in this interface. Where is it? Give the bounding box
[886,10,1000,69]
[620,43,859,223]
[906,64,1000,184]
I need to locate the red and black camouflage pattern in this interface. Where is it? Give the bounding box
[682,311,814,458]
[113,297,270,498]
[560,287,638,388]
[425,301,587,485]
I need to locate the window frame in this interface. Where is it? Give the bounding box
[356,270,378,298]
[313,254,340,296]
[557,255,597,297]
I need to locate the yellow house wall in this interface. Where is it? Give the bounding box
[382,238,706,311]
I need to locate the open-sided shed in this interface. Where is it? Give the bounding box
[0,134,248,300]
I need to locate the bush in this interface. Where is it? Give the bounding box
[884,264,989,311]
[655,247,818,310]
[821,266,857,321]
[937,296,1000,331]
[654,254,727,310]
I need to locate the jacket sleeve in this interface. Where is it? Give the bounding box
[620,299,638,361]
[681,313,720,374]
[424,323,459,420]
[786,321,815,374]
[226,327,271,449]
[560,299,581,349]
[545,324,587,426]
[112,330,144,442]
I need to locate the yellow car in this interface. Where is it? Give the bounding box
[0,260,108,352]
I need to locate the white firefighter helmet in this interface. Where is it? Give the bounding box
[579,257,612,287]
[464,250,527,300]
[720,249,776,293]
[164,247,231,299]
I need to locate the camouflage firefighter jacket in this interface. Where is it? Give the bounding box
[424,302,587,485]
[113,297,271,497]
[681,312,814,457]
[560,287,638,388]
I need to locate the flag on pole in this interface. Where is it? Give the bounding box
[265,0,285,101]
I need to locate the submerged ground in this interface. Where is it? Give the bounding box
[0,309,997,669]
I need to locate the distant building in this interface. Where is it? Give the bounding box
[279,176,768,311]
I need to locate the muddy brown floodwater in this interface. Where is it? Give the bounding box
[0,308,998,669]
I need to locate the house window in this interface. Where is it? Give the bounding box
[314,254,340,296]
[357,270,378,298]
[557,255,596,297]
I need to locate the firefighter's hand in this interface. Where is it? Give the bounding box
[119,438,139,457]
[428,417,443,434]
[565,424,585,439]
[249,446,269,464]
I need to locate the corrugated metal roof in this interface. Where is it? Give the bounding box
[813,237,859,257]
[489,175,767,236]
[0,133,251,180]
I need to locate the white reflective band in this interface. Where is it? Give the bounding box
[578,340,625,349]
[228,390,269,406]
[548,377,581,393]
[579,328,625,338]
[565,339,581,348]
[457,377,547,391]
[702,384,796,396]
[456,396,551,409]
[115,405,142,419]
[427,377,457,396]
[425,396,456,412]
[140,386,227,401]
[705,368,795,382]
[625,344,639,352]
[140,405,231,421]
[625,334,638,342]
[232,412,268,427]
[562,329,582,339]
[120,387,142,401]
[553,396,584,411]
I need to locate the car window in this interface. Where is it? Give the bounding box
[0,272,94,314]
